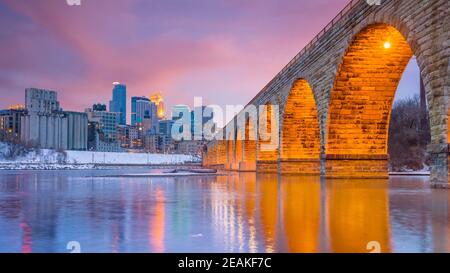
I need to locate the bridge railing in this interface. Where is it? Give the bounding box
[248,0,360,106]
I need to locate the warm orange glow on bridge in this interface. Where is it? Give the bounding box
[257,104,279,173]
[235,130,243,168]
[241,118,257,171]
[325,24,413,178]
[202,8,450,185]
[281,79,320,160]
[327,24,413,156]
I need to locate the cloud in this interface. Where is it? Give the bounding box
[0,0,353,120]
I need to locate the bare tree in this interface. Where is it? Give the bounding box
[388,95,431,171]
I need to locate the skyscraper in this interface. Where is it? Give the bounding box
[132,96,158,133]
[109,82,127,125]
[131,96,152,126]
[150,92,165,119]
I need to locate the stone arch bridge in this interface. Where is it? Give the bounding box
[203,0,450,187]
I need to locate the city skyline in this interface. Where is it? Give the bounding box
[0,0,420,123]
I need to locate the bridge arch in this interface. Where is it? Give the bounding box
[226,130,235,170]
[235,127,243,171]
[241,116,257,171]
[207,142,217,167]
[218,138,228,170]
[212,142,218,166]
[325,23,420,178]
[280,79,321,174]
[257,103,279,173]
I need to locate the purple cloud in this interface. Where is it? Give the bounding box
[6,0,417,122]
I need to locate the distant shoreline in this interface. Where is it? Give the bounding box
[0,163,431,176]
[0,162,202,171]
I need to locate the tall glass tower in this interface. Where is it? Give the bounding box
[109,82,127,125]
[131,96,152,126]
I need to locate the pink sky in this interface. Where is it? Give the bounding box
[0,0,419,123]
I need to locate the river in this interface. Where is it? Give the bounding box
[0,169,448,253]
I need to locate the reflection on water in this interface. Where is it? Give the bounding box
[327,180,391,253]
[281,176,321,253]
[0,170,448,253]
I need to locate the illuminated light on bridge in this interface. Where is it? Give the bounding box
[234,130,244,171]
[257,104,279,173]
[241,118,257,171]
[325,24,413,178]
[226,133,235,171]
[217,140,227,170]
[280,79,320,175]
[204,0,450,187]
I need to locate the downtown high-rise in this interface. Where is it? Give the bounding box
[109,82,127,125]
[131,96,155,126]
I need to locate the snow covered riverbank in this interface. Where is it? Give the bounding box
[0,142,200,170]
[0,163,97,170]
[64,150,199,165]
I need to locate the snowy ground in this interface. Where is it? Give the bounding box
[0,142,200,170]
[65,150,198,165]
[0,163,96,170]
[389,171,430,176]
